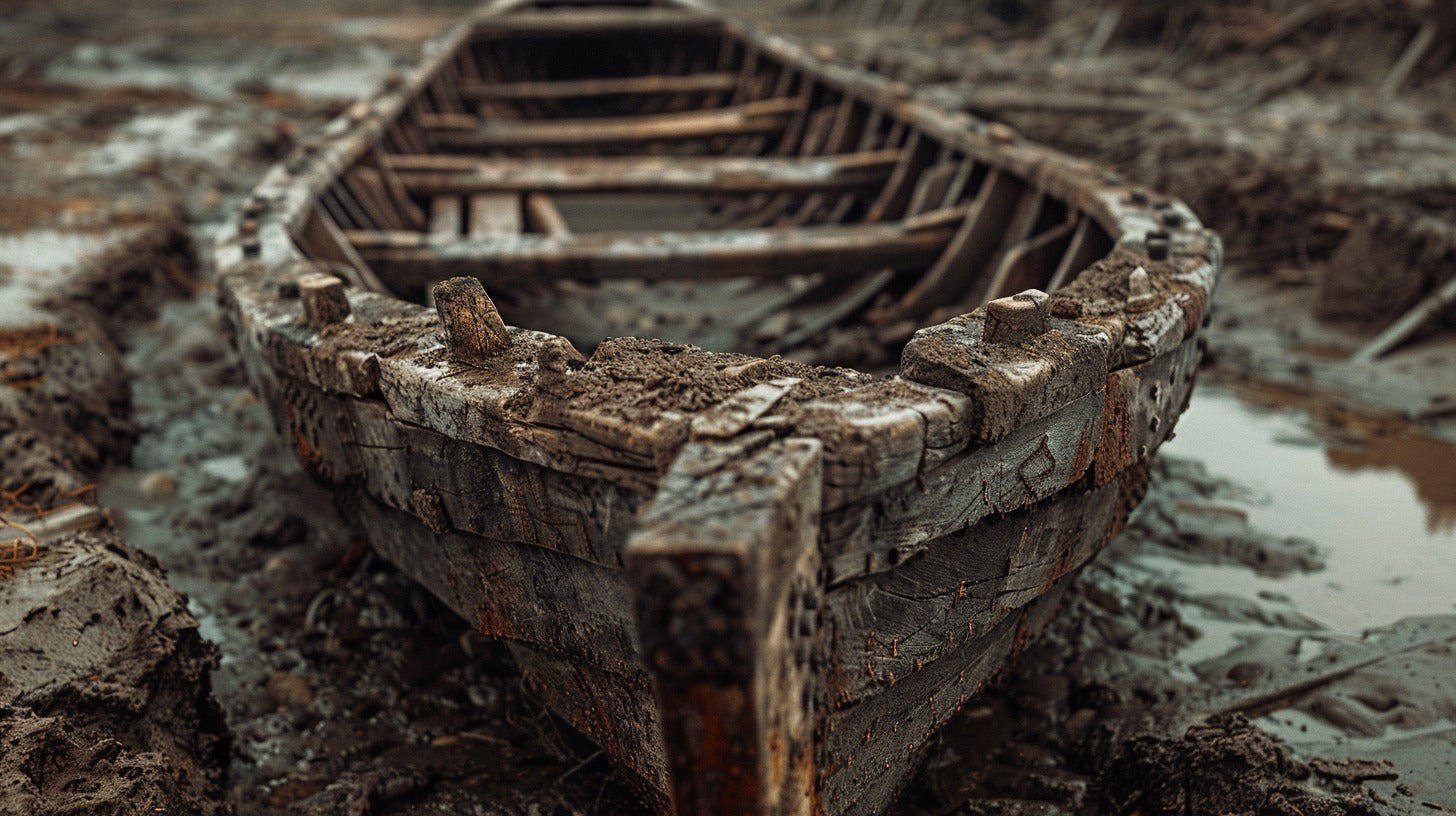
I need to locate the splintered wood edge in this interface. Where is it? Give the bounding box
[213,0,1221,571]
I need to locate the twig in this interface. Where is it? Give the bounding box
[1216,628,1456,717]
[1380,20,1438,98]
[1350,272,1456,362]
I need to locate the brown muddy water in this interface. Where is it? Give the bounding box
[1160,381,1456,637]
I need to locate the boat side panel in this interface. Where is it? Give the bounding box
[817,468,1144,814]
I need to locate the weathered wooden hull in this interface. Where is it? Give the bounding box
[214,2,1221,815]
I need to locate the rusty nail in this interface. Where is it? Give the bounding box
[432,276,511,364]
[299,273,350,329]
[984,289,1050,345]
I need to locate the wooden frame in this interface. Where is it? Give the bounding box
[215,2,1222,815]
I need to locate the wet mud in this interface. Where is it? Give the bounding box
[2,0,1454,814]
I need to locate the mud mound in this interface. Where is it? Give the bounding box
[0,530,228,816]
[1096,714,1376,816]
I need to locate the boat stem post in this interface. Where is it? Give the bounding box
[627,436,825,816]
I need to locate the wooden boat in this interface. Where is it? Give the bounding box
[215,1,1222,814]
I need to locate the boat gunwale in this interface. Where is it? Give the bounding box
[214,0,1222,580]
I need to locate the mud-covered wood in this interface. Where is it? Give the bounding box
[901,291,1114,443]
[627,436,824,816]
[432,276,511,364]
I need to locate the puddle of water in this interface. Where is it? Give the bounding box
[0,228,121,272]
[1159,383,1456,635]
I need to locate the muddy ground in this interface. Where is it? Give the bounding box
[1,0,1454,814]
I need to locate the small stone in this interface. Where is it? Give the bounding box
[139,470,178,500]
[266,671,313,709]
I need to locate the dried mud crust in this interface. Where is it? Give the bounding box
[0,531,228,816]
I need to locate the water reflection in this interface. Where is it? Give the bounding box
[1159,379,1456,635]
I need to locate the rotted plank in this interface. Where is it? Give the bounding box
[626,436,824,816]
[422,98,802,150]
[901,291,1114,443]
[820,502,1108,812]
[459,72,738,101]
[507,646,670,813]
[386,150,902,195]
[348,219,958,287]
[354,491,642,678]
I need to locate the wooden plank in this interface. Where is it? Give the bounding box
[349,220,959,288]
[429,195,462,240]
[964,187,1046,306]
[468,193,522,238]
[904,162,960,219]
[523,192,570,238]
[866,131,938,223]
[823,478,1126,708]
[470,8,722,36]
[460,72,738,101]
[386,150,902,195]
[626,437,824,816]
[422,98,801,150]
[1045,217,1096,292]
[984,219,1078,301]
[783,96,869,226]
[900,292,1112,444]
[368,146,426,230]
[888,167,1025,318]
[295,205,388,293]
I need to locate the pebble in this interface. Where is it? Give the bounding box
[266,671,313,709]
[139,470,178,500]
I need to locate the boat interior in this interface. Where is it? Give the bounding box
[294,0,1117,359]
